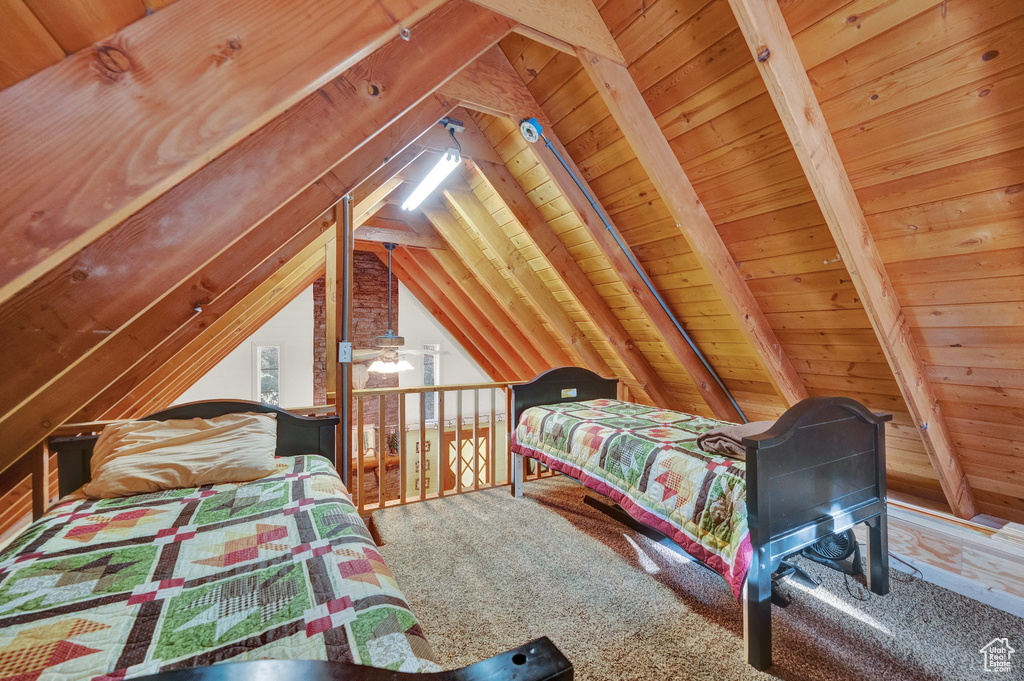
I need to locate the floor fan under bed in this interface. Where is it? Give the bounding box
[772,529,863,606]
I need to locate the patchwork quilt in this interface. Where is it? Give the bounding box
[512,399,752,598]
[0,455,438,680]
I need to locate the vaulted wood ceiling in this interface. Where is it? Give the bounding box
[0,0,1021,523]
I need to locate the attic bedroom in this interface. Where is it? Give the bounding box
[0,0,1022,679]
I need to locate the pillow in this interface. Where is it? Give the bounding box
[77,412,280,499]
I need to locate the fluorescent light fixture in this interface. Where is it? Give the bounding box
[402,148,460,210]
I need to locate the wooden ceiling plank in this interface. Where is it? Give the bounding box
[0,0,456,303]
[402,209,553,373]
[468,151,683,410]
[0,4,513,463]
[443,185,615,378]
[0,97,457,470]
[380,246,508,381]
[576,46,809,409]
[23,0,145,53]
[134,251,326,416]
[445,48,747,419]
[421,205,575,369]
[92,226,335,421]
[469,0,624,64]
[726,0,977,518]
[402,247,535,380]
[0,0,64,89]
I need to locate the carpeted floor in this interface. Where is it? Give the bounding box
[374,476,1024,681]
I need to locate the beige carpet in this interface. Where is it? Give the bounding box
[374,476,1024,680]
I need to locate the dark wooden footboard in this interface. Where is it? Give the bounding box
[510,367,891,671]
[132,637,572,681]
[742,396,891,669]
[49,400,340,496]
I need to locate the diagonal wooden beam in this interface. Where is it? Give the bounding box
[401,248,535,380]
[0,99,451,468]
[356,225,447,250]
[0,2,513,474]
[0,0,448,303]
[443,185,615,377]
[421,205,574,369]
[468,0,624,65]
[402,215,553,374]
[575,46,808,408]
[466,151,685,411]
[442,51,747,417]
[372,245,503,381]
[128,250,327,417]
[727,0,976,518]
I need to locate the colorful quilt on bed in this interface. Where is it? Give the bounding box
[0,455,439,680]
[512,399,752,598]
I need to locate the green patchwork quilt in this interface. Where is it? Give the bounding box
[512,399,752,598]
[0,455,438,680]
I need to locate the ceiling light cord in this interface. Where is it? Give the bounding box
[538,131,748,423]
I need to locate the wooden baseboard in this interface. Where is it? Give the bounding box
[853,500,1024,617]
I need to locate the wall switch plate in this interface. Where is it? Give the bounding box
[338,341,353,363]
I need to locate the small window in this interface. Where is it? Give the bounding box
[255,345,281,406]
[423,343,440,421]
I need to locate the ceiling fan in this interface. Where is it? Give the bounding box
[353,242,418,373]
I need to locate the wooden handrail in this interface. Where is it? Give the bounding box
[353,381,518,397]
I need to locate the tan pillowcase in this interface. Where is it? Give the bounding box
[77,412,280,499]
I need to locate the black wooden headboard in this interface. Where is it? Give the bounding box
[50,400,339,497]
[510,367,618,428]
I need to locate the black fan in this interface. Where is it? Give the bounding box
[802,529,863,576]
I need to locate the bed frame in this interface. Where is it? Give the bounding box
[510,367,891,670]
[46,401,574,681]
[49,400,341,496]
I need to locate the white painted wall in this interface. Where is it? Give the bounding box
[175,286,314,408]
[396,282,504,424]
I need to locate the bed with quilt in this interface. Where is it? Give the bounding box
[5,400,572,681]
[509,367,893,670]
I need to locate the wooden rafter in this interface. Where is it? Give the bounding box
[421,206,574,369]
[373,246,503,381]
[440,49,750,418]
[0,96,450,469]
[727,0,976,518]
[574,47,808,408]
[126,249,327,417]
[0,0,448,303]
[402,215,554,374]
[466,149,684,410]
[0,3,514,473]
[443,185,615,378]
[468,0,624,65]
[356,225,447,250]
[402,247,535,380]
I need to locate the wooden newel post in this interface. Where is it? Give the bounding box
[31,441,50,520]
[336,196,354,490]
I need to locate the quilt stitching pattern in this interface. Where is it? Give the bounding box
[0,456,439,680]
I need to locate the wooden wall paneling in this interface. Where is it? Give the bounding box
[0,4,512,474]
[468,0,625,65]
[23,0,145,53]
[0,96,449,467]
[97,227,335,419]
[402,247,535,379]
[0,0,64,89]
[468,153,684,410]
[727,0,977,518]
[0,0,453,302]
[381,246,511,381]
[576,46,808,408]
[421,205,575,369]
[128,250,327,416]
[443,185,616,378]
